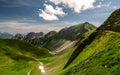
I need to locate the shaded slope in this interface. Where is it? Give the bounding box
[0,39,52,59]
[64,30,97,68]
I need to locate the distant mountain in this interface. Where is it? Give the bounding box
[14,33,24,40]
[43,22,96,50]
[44,31,57,40]
[61,8,120,75]
[14,32,44,45]
[25,32,44,39]
[0,32,13,39]
[56,22,96,40]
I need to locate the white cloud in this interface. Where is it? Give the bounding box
[96,1,111,8]
[113,6,118,9]
[0,21,62,34]
[0,20,78,34]
[113,6,117,9]
[49,0,96,13]
[39,4,66,21]
[39,0,112,21]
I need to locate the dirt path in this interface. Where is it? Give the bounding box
[27,41,76,75]
[27,62,45,75]
[38,62,45,73]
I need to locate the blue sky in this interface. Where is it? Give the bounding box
[0,0,120,34]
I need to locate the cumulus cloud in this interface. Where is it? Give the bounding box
[39,4,66,21]
[49,0,96,13]
[39,0,112,21]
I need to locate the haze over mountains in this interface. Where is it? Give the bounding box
[0,32,13,39]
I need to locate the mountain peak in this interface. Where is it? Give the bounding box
[103,8,120,26]
[98,8,120,32]
[84,22,90,24]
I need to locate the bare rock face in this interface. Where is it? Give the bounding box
[14,33,24,40]
[14,32,44,45]
[25,32,44,39]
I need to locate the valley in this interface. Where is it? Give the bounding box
[0,7,120,75]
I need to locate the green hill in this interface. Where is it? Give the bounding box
[1,7,119,75]
[47,8,120,75]
[43,22,96,50]
[0,39,52,75]
[59,8,120,75]
[67,31,120,75]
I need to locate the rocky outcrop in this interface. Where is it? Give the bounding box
[14,33,24,40]
[14,32,44,45]
[25,32,43,39]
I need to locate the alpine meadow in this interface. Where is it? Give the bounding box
[0,0,120,75]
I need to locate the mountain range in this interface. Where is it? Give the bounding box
[14,22,96,50]
[0,8,120,75]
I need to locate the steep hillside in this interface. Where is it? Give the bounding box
[101,8,120,26]
[0,39,52,75]
[43,22,96,50]
[66,31,120,75]
[58,8,120,75]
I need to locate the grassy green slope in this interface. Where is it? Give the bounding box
[44,44,76,75]
[43,30,96,75]
[56,8,120,75]
[0,39,52,75]
[65,31,120,75]
[52,8,120,75]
